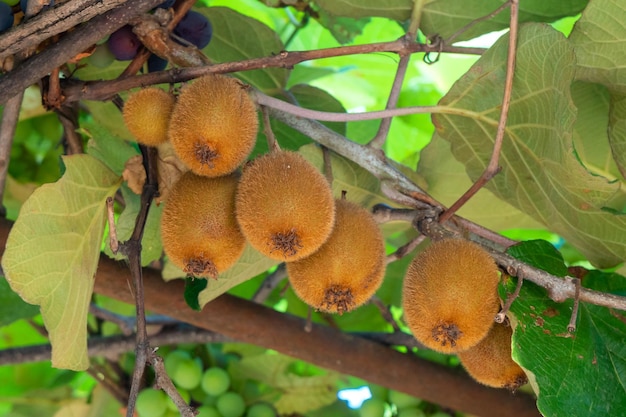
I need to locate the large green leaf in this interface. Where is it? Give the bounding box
[570,0,626,93]
[432,23,626,268]
[315,0,587,41]
[1,155,121,370]
[504,241,626,417]
[202,6,288,93]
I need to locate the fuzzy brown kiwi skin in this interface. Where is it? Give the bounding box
[402,238,501,353]
[123,88,175,146]
[458,323,528,390]
[235,150,336,262]
[286,199,386,314]
[168,74,258,177]
[160,171,246,279]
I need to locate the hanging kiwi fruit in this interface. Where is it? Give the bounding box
[168,74,258,177]
[160,171,246,279]
[235,150,336,262]
[458,322,528,390]
[123,87,176,146]
[402,238,501,353]
[287,198,386,314]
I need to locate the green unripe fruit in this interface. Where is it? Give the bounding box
[136,388,167,417]
[196,405,222,417]
[246,402,276,417]
[201,366,231,397]
[388,390,421,410]
[216,392,246,417]
[171,357,203,390]
[359,398,387,417]
[164,350,191,375]
[397,407,426,417]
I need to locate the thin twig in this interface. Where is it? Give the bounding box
[150,353,195,417]
[252,264,287,303]
[106,197,119,254]
[123,145,159,417]
[495,276,524,324]
[261,105,280,152]
[369,296,401,332]
[439,0,519,223]
[386,235,426,264]
[371,204,417,224]
[368,0,426,148]
[89,304,179,336]
[55,103,84,155]
[445,1,513,45]
[59,40,487,104]
[322,146,333,184]
[88,363,129,405]
[0,92,23,217]
[568,278,581,333]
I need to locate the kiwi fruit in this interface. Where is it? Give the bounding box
[123,87,175,146]
[160,171,245,278]
[168,74,258,177]
[402,238,500,353]
[235,150,335,262]
[458,322,528,390]
[286,198,386,314]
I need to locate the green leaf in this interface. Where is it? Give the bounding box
[231,353,339,414]
[0,276,39,327]
[315,0,587,41]
[203,7,288,93]
[83,120,139,176]
[571,81,624,181]
[1,155,121,370]
[608,93,626,180]
[501,247,626,417]
[184,277,208,311]
[421,0,588,42]
[432,23,626,268]
[196,244,278,308]
[506,240,568,277]
[570,0,626,93]
[316,10,370,44]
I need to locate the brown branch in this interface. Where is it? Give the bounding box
[0,326,228,365]
[79,250,540,417]
[439,0,519,223]
[496,276,524,324]
[59,40,486,103]
[568,278,581,333]
[0,0,130,59]
[252,264,287,303]
[0,92,23,217]
[120,145,159,417]
[150,354,195,417]
[0,0,164,105]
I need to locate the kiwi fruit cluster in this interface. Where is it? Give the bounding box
[122,75,387,305]
[122,74,259,279]
[402,238,526,389]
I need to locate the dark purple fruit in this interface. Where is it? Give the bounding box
[155,0,175,9]
[0,3,13,33]
[148,54,168,72]
[107,25,141,61]
[173,11,212,49]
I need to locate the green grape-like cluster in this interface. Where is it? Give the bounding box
[135,347,277,417]
[360,384,454,417]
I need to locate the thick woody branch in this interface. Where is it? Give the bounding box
[0,0,163,105]
[0,0,130,60]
